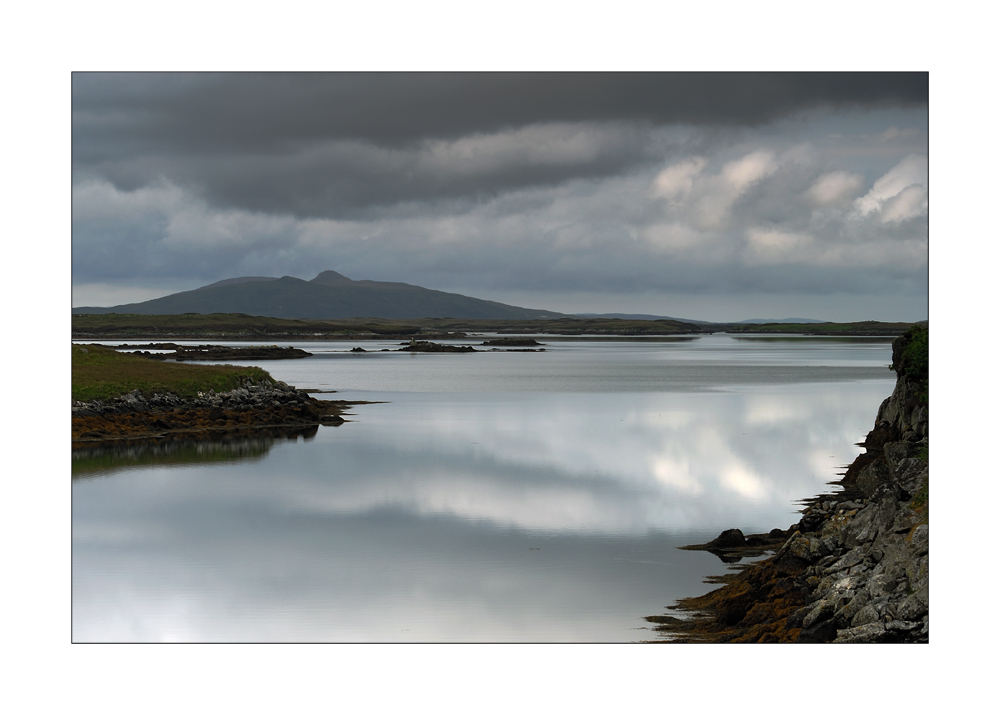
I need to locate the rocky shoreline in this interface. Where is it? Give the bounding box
[72,377,366,443]
[648,325,929,643]
[112,344,313,360]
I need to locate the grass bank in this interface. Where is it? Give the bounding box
[72,344,272,402]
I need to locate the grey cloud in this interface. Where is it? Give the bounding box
[73,72,926,150]
[84,123,655,219]
[73,73,927,217]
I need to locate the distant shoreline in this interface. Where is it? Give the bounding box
[72,312,919,341]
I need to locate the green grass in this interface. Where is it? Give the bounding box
[892,323,929,382]
[72,343,273,402]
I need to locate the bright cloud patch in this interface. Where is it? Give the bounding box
[652,157,706,198]
[806,171,865,205]
[855,154,928,221]
[722,150,778,193]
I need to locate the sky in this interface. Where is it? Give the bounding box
[72,73,928,322]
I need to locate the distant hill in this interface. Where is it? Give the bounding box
[734,317,826,324]
[575,313,828,326]
[575,312,713,325]
[73,270,565,320]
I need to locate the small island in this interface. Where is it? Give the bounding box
[397,340,477,352]
[481,338,544,347]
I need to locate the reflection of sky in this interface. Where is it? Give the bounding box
[73,337,895,641]
[250,385,891,535]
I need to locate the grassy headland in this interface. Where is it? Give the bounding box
[72,343,272,402]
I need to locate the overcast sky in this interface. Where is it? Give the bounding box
[72,72,928,321]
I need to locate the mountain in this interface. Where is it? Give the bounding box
[73,271,565,320]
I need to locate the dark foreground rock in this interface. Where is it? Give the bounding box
[72,378,366,443]
[648,325,928,643]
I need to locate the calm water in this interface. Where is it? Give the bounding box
[72,335,895,642]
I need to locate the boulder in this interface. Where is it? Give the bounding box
[707,529,746,549]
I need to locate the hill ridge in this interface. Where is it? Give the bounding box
[74,270,565,321]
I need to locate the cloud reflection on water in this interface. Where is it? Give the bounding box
[249,382,892,535]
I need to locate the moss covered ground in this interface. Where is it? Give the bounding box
[72,343,272,402]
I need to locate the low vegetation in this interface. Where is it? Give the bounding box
[72,343,272,402]
[725,320,916,335]
[891,323,929,384]
[72,312,426,338]
[72,312,705,338]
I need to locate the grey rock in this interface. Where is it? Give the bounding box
[910,524,929,556]
[895,459,928,497]
[835,593,871,624]
[851,603,881,627]
[844,505,880,549]
[906,556,929,590]
[834,622,888,643]
[803,600,835,629]
[896,593,928,621]
[786,605,811,630]
[826,549,864,574]
[884,441,918,470]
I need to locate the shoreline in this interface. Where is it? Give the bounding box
[648,326,929,643]
[72,378,373,445]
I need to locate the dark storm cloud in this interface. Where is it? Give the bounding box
[73,72,927,217]
[74,72,927,150]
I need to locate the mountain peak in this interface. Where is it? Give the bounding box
[311,270,354,286]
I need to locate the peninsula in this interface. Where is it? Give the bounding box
[72,344,361,443]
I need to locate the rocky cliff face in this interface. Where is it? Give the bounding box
[650,324,928,643]
[797,324,929,643]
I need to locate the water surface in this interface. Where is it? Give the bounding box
[73,335,894,641]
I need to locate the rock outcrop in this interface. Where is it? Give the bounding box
[648,324,928,643]
[72,378,355,442]
[113,344,313,360]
